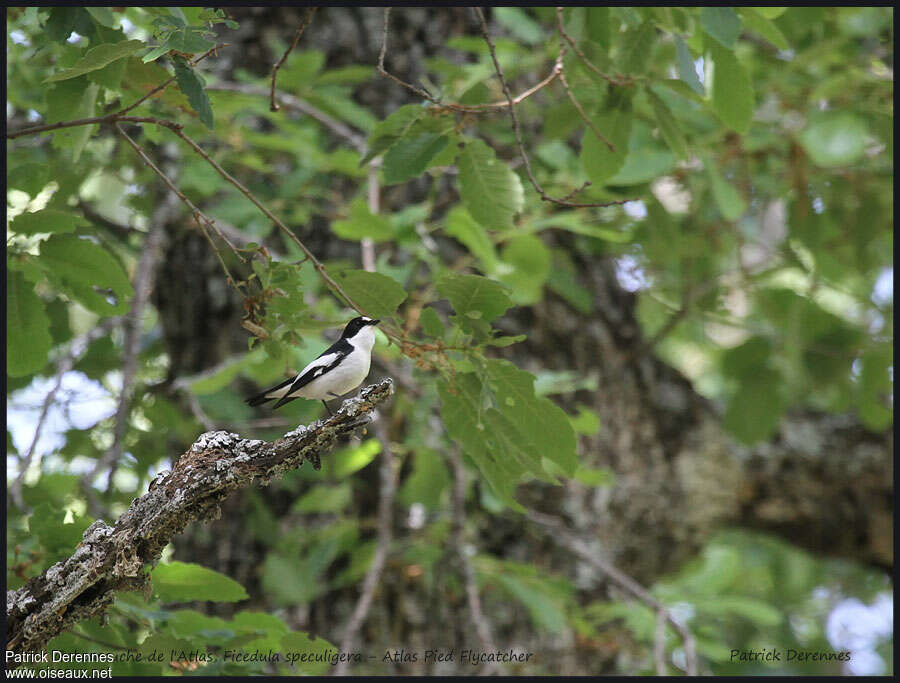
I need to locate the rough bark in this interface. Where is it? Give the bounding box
[5,380,393,660]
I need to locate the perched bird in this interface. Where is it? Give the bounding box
[246,316,380,413]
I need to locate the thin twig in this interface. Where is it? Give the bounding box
[209,82,366,153]
[117,43,228,116]
[474,7,635,209]
[9,319,120,511]
[114,124,245,295]
[449,450,503,676]
[377,8,439,103]
[163,124,411,344]
[84,193,175,507]
[334,419,397,675]
[558,68,614,152]
[6,115,182,140]
[361,165,379,272]
[555,7,633,87]
[655,608,668,675]
[526,509,698,676]
[377,7,562,114]
[269,7,318,112]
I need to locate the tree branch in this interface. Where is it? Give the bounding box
[269,8,318,112]
[377,7,562,113]
[5,379,394,660]
[83,190,177,510]
[9,319,121,512]
[334,419,397,675]
[209,82,367,153]
[114,123,246,296]
[474,8,635,209]
[449,449,503,676]
[525,509,698,676]
[555,8,634,87]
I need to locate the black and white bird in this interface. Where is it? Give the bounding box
[246,316,380,413]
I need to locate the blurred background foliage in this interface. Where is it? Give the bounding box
[6,6,893,676]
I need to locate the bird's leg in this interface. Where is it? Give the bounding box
[322,400,333,416]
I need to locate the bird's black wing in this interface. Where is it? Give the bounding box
[270,338,352,409]
[247,338,352,409]
[245,339,350,408]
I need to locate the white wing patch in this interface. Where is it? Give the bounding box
[264,352,342,400]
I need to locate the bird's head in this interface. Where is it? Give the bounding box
[341,316,380,339]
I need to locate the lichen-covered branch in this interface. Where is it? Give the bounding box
[5,379,393,660]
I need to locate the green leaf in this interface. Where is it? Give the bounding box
[334,269,407,320]
[739,8,789,50]
[8,163,52,198]
[29,503,92,561]
[693,596,782,627]
[141,44,171,64]
[494,8,544,45]
[9,209,88,236]
[173,56,213,129]
[46,78,99,161]
[585,7,611,51]
[707,161,747,221]
[700,7,743,48]
[457,139,524,230]
[573,465,614,487]
[151,561,249,603]
[327,439,381,478]
[799,112,868,168]
[87,56,127,90]
[280,631,337,676]
[436,272,512,324]
[858,345,892,431]
[708,40,754,134]
[724,367,786,444]
[45,39,144,82]
[607,120,676,185]
[331,199,395,242]
[722,337,773,380]
[546,249,593,314]
[121,57,190,110]
[7,271,53,377]
[489,568,571,634]
[569,404,601,435]
[646,87,689,160]
[398,448,451,510]
[485,359,578,476]
[382,133,450,185]
[675,36,704,95]
[85,7,116,27]
[497,234,551,305]
[360,104,424,165]
[38,235,134,316]
[444,206,498,272]
[581,106,632,186]
[438,374,523,509]
[618,21,656,75]
[751,7,787,19]
[292,483,352,514]
[45,7,95,43]
[418,308,445,340]
[529,213,632,243]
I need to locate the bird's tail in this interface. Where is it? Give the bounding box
[245,375,294,407]
[245,392,273,407]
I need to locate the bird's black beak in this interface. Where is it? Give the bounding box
[370,319,381,325]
